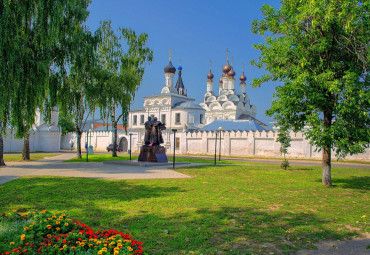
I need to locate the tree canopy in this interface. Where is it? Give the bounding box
[252,0,369,186]
[95,20,153,156]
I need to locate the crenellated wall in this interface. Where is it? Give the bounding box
[61,130,370,161]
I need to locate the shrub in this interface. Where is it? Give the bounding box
[280,160,290,170]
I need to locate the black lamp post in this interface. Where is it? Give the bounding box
[218,127,222,161]
[129,133,132,160]
[214,131,218,165]
[172,129,177,169]
[86,130,89,162]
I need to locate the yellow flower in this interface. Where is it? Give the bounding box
[55,221,60,224]
[20,234,26,241]
[102,248,107,251]
[80,242,85,247]
[52,215,57,218]
[88,244,93,247]
[10,242,14,245]
[47,218,52,220]
[114,251,119,255]
[46,225,52,229]
[44,220,47,222]
[56,227,60,231]
[71,246,76,250]
[127,246,133,251]
[96,241,102,245]
[62,213,66,217]
[64,223,69,226]
[24,227,29,231]
[98,251,103,255]
[63,245,67,249]
[41,210,47,214]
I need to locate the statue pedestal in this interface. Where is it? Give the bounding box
[138,145,168,162]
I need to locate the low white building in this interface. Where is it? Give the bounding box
[4,108,61,152]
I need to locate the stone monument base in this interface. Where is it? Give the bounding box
[138,145,168,162]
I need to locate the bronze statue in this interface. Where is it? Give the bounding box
[144,116,152,145]
[139,116,167,162]
[150,117,166,146]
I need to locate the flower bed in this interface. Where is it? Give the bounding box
[0,211,144,254]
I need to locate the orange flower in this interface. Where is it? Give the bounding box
[46,225,52,229]
[64,223,69,226]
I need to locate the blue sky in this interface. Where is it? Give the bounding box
[85,0,282,124]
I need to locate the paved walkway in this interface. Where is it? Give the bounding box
[0,153,191,185]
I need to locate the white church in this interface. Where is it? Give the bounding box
[60,54,369,161]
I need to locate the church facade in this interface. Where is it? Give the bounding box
[60,55,369,161]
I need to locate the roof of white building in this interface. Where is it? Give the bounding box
[200,120,269,132]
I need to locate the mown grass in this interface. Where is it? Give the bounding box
[65,154,249,165]
[0,164,368,254]
[3,153,60,162]
[66,154,139,162]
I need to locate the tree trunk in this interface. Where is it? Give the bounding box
[76,130,82,159]
[112,120,118,157]
[22,134,30,161]
[322,145,332,186]
[322,110,333,187]
[0,133,6,167]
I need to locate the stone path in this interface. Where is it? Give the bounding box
[0,153,191,185]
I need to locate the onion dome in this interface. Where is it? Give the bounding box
[207,69,214,82]
[219,75,223,83]
[228,66,235,78]
[222,62,231,74]
[164,61,176,74]
[240,72,247,84]
[178,65,182,71]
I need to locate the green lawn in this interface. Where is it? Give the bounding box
[66,154,249,165]
[3,153,60,162]
[0,164,368,254]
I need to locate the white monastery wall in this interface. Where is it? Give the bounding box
[60,130,369,161]
[4,131,60,152]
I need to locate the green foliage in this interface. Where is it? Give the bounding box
[0,0,92,138]
[95,20,153,156]
[58,112,75,135]
[251,0,370,159]
[281,160,290,170]
[277,127,292,159]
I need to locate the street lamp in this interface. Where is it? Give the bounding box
[86,129,90,162]
[172,129,177,169]
[129,133,133,160]
[218,127,222,161]
[214,131,218,165]
[218,127,223,161]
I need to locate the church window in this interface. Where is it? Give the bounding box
[188,113,194,124]
[140,115,145,124]
[175,113,181,124]
[161,114,166,124]
[200,114,204,124]
[175,137,180,149]
[133,115,137,125]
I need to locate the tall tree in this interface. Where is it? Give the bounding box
[59,26,98,159]
[96,21,153,157]
[252,0,369,186]
[0,0,91,162]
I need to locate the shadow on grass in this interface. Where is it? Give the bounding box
[124,207,356,255]
[332,176,370,191]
